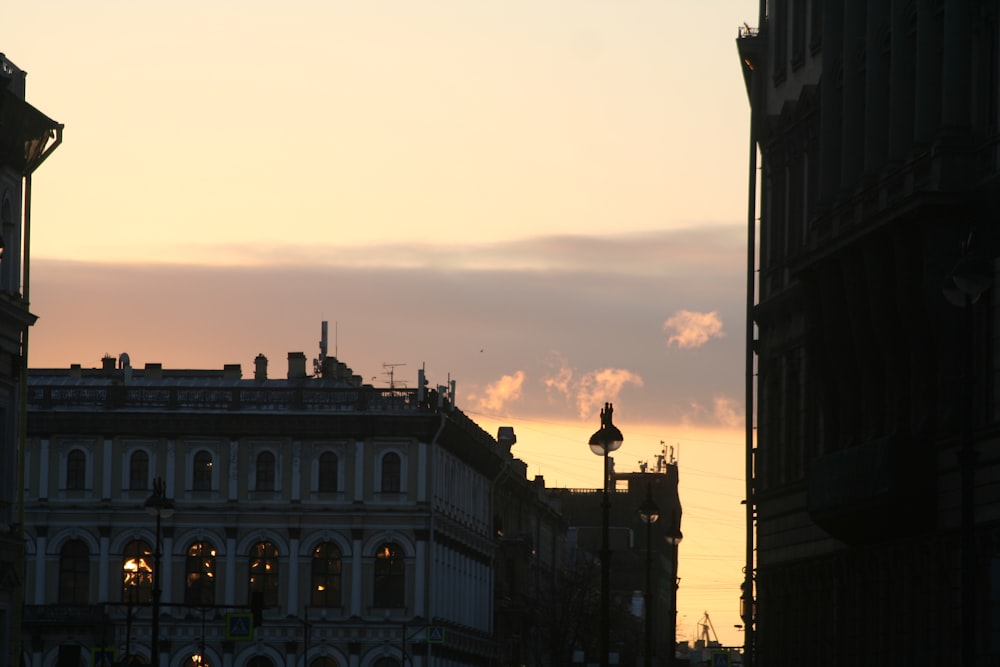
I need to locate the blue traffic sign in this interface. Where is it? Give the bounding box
[226,612,255,640]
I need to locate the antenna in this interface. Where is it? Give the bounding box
[382,363,407,389]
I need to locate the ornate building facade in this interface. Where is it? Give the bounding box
[0,53,62,667]
[22,353,510,667]
[738,2,1000,665]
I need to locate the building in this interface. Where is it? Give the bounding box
[738,2,1000,665]
[22,348,512,667]
[491,427,566,667]
[0,53,62,667]
[547,453,682,666]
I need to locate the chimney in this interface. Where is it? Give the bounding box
[144,363,162,381]
[497,426,517,452]
[70,364,82,380]
[287,352,307,379]
[223,364,242,381]
[101,355,116,372]
[254,354,268,381]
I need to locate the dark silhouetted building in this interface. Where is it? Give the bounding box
[0,53,61,667]
[739,2,1000,665]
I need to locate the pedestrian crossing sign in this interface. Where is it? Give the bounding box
[226,612,255,640]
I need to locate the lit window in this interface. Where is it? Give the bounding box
[311,542,342,607]
[193,450,213,491]
[185,542,217,606]
[122,540,153,604]
[373,542,404,608]
[249,541,279,607]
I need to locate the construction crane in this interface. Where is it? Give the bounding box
[697,611,720,646]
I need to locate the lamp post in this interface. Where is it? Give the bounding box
[638,486,659,667]
[664,531,682,667]
[588,402,623,667]
[144,477,175,667]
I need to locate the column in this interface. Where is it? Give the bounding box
[38,439,49,499]
[354,441,365,502]
[864,0,889,174]
[888,0,915,161]
[840,0,866,188]
[351,529,363,616]
[229,438,240,501]
[33,529,47,604]
[941,0,971,133]
[162,528,175,604]
[291,441,302,502]
[287,529,300,616]
[819,0,844,203]
[165,439,176,491]
[99,526,111,603]
[102,438,113,500]
[225,528,238,606]
[414,532,427,616]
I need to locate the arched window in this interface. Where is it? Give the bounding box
[129,450,149,491]
[249,541,279,607]
[185,542,216,606]
[193,450,213,491]
[373,542,404,608]
[255,451,275,491]
[381,452,401,493]
[66,449,86,490]
[309,658,338,667]
[182,656,210,667]
[246,658,273,667]
[122,540,153,604]
[318,452,337,492]
[311,542,342,607]
[372,659,400,667]
[58,539,90,604]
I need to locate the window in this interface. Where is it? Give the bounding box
[255,451,275,491]
[311,542,342,607]
[66,449,86,490]
[129,450,149,491]
[318,452,337,492]
[249,541,279,607]
[380,452,401,493]
[122,540,153,604]
[373,542,404,608]
[193,450,213,491]
[183,656,210,667]
[185,542,216,606]
[372,660,400,667]
[309,659,338,667]
[246,658,273,667]
[58,540,90,604]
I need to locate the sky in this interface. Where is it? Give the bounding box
[6,0,758,650]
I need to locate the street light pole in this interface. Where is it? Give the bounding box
[588,402,623,667]
[638,486,660,667]
[145,477,175,667]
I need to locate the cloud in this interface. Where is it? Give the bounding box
[574,368,645,419]
[663,310,724,349]
[474,371,526,412]
[681,395,744,428]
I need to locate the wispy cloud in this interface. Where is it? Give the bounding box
[472,371,526,412]
[682,395,744,428]
[663,310,724,349]
[543,359,644,419]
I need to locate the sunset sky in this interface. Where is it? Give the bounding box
[6,0,757,648]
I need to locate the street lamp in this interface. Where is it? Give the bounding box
[588,402,623,667]
[145,477,175,667]
[664,530,682,667]
[638,486,659,667]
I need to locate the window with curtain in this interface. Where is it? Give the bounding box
[122,540,153,604]
[129,450,149,491]
[249,541,279,607]
[193,450,213,491]
[380,452,401,493]
[373,542,404,608]
[311,542,342,607]
[66,449,86,490]
[255,451,275,491]
[185,541,217,606]
[58,539,90,604]
[318,451,337,492]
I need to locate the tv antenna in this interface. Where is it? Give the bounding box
[382,363,407,389]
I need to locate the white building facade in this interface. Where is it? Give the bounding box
[22,354,501,667]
